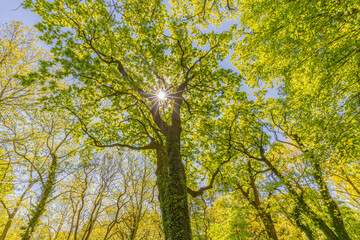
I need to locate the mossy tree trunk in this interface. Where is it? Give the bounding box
[312,160,351,240]
[294,139,351,240]
[156,124,191,240]
[260,155,342,240]
[22,154,57,240]
[153,82,192,239]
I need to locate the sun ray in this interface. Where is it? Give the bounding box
[157,91,166,100]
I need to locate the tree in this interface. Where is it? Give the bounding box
[0,21,46,240]
[228,1,360,239]
[21,115,77,240]
[22,0,241,239]
[0,21,83,240]
[214,100,356,239]
[18,0,360,238]
[31,149,162,240]
[236,161,279,240]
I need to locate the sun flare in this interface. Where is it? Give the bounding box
[157,91,166,100]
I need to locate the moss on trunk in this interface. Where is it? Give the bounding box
[156,127,192,240]
[22,154,57,240]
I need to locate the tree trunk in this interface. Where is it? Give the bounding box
[312,160,351,240]
[156,126,192,240]
[260,156,340,240]
[248,167,278,240]
[22,154,57,240]
[0,214,15,240]
[0,180,35,240]
[292,139,351,239]
[292,198,316,240]
[238,163,279,240]
[261,212,278,240]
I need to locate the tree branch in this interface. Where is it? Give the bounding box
[187,156,231,198]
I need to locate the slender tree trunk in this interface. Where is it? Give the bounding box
[248,167,278,240]
[156,126,192,240]
[82,184,104,240]
[0,205,20,240]
[0,213,15,240]
[53,214,66,240]
[312,160,351,240]
[103,191,127,240]
[260,156,340,240]
[74,170,89,240]
[129,185,145,240]
[22,154,57,240]
[292,198,316,240]
[238,164,279,240]
[0,180,35,240]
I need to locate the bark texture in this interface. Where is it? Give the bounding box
[156,127,192,240]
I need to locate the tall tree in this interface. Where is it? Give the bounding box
[22,1,241,238]
[21,115,77,240]
[229,1,360,239]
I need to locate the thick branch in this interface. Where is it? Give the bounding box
[93,141,159,150]
[187,154,232,198]
[66,107,160,151]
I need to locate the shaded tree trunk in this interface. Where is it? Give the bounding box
[258,155,341,240]
[156,126,191,240]
[312,160,351,240]
[292,196,316,240]
[294,136,351,240]
[238,162,279,240]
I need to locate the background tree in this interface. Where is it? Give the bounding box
[28,149,162,240]
[229,1,359,239]
[0,21,45,240]
[175,0,360,238]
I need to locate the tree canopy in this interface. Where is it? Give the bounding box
[1,0,359,239]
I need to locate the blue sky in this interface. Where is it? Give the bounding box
[0,0,41,25]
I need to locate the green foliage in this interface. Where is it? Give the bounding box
[1,0,359,239]
[22,0,239,151]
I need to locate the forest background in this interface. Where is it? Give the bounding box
[1,0,360,239]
